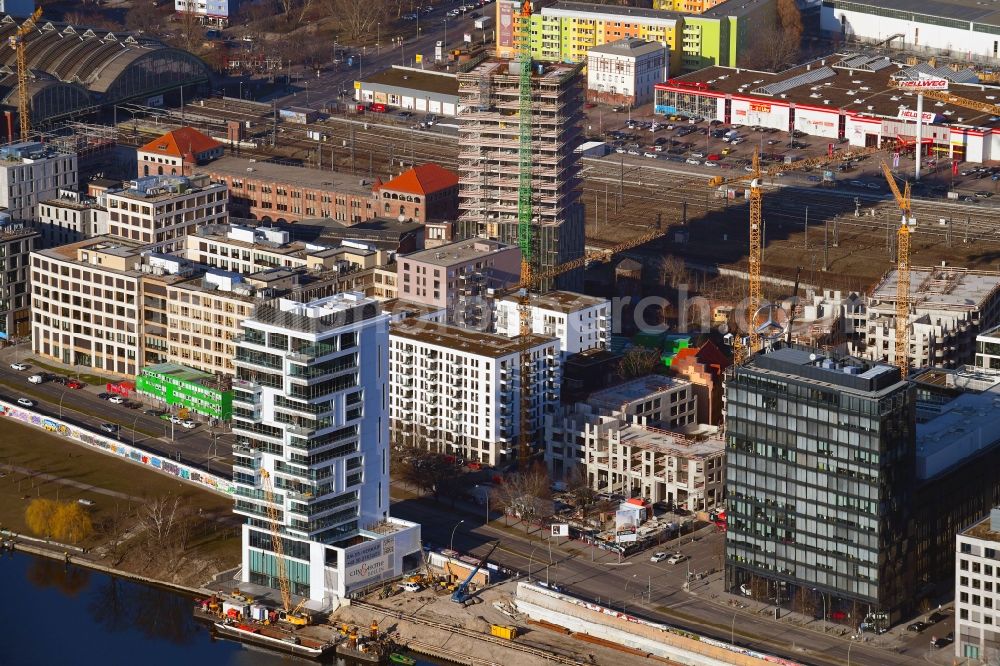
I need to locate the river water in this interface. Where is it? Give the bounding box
[0,551,436,666]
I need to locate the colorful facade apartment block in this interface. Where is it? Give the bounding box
[496,0,775,75]
[136,362,234,421]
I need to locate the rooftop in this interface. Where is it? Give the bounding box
[616,423,724,458]
[36,235,144,265]
[460,57,583,85]
[501,290,608,314]
[140,362,215,384]
[363,66,459,97]
[744,344,905,395]
[206,156,373,195]
[962,510,1000,544]
[378,163,459,196]
[391,319,556,357]
[916,381,1000,479]
[843,0,1000,28]
[0,141,67,163]
[662,53,1000,130]
[138,127,222,160]
[113,174,224,202]
[248,292,382,334]
[294,216,423,249]
[588,38,669,58]
[587,375,691,412]
[871,267,1000,311]
[545,2,683,22]
[401,238,517,267]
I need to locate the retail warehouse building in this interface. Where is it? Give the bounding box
[655,53,1000,162]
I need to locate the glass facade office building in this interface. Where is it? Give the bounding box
[725,346,917,622]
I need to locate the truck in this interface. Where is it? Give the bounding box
[474,16,492,29]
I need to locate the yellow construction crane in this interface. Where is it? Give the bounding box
[9,7,41,141]
[259,469,309,625]
[880,161,914,378]
[889,80,1000,117]
[707,144,885,363]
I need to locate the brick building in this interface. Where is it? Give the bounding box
[137,127,223,178]
[374,163,459,224]
[669,340,730,426]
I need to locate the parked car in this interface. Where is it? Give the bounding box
[169,415,183,424]
[650,552,669,563]
[667,553,688,565]
[97,392,111,400]
[108,395,125,405]
[399,582,423,592]
[907,622,929,633]
[643,152,658,159]
[685,158,701,166]
[28,374,44,384]
[691,151,706,158]
[99,423,119,434]
[143,409,162,416]
[9,362,28,371]
[181,420,197,429]
[66,379,84,389]
[16,398,34,408]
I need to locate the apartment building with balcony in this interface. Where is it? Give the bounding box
[456,58,585,291]
[175,0,239,27]
[389,319,561,466]
[185,223,393,276]
[859,267,1000,371]
[0,221,37,339]
[30,237,145,376]
[105,174,228,253]
[205,157,376,224]
[397,238,521,325]
[544,374,699,479]
[495,290,609,359]
[0,141,78,224]
[231,292,420,604]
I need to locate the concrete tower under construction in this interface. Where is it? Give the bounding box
[456,58,585,291]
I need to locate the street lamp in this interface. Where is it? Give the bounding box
[239,80,243,100]
[476,484,489,523]
[731,612,737,646]
[377,22,381,55]
[449,519,464,552]
[58,388,68,419]
[131,413,141,446]
[623,574,637,613]
[813,588,827,632]
[528,544,538,582]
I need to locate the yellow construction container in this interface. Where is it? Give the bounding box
[490,625,518,640]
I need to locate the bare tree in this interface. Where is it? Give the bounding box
[618,346,663,379]
[566,464,596,514]
[663,255,689,288]
[320,0,388,40]
[137,495,191,566]
[493,463,551,531]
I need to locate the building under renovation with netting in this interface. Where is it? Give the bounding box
[0,14,210,135]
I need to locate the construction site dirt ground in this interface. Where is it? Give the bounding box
[334,580,662,666]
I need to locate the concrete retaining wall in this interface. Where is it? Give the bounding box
[0,399,234,497]
[515,583,806,666]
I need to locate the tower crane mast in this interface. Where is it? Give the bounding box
[880,161,913,377]
[516,0,534,470]
[9,8,41,141]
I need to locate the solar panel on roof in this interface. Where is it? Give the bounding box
[840,55,870,69]
[947,68,979,84]
[754,66,835,97]
[862,57,891,71]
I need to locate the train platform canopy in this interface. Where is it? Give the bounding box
[0,13,210,127]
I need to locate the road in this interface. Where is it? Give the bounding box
[390,491,950,666]
[0,343,234,477]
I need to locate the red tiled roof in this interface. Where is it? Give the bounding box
[139,126,222,161]
[379,163,458,196]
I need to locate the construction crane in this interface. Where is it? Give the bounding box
[451,540,500,605]
[707,144,886,363]
[889,80,1000,117]
[259,469,309,625]
[880,161,914,378]
[515,0,535,470]
[9,8,41,141]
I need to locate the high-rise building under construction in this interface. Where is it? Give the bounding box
[456,58,585,291]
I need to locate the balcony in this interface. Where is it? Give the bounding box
[287,423,317,437]
[286,342,338,363]
[232,378,261,392]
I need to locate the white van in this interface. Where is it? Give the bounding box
[27,374,43,384]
